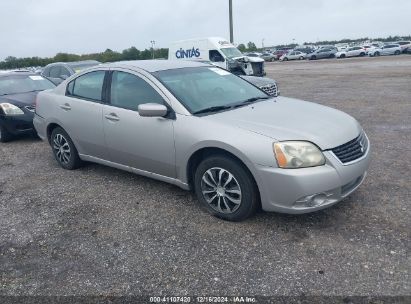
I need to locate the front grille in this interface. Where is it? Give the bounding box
[260,83,278,97]
[330,132,368,164]
[251,62,264,76]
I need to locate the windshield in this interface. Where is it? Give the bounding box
[69,63,100,73]
[154,67,269,114]
[220,47,243,58]
[0,75,55,96]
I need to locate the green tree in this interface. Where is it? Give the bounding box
[247,42,257,51]
[237,43,246,52]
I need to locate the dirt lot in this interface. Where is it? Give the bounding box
[0,56,410,297]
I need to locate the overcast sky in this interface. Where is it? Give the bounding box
[0,0,409,60]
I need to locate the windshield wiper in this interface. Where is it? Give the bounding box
[193,105,233,115]
[233,96,271,108]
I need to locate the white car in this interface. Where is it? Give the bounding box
[368,44,402,57]
[396,41,411,52]
[335,46,366,58]
[280,51,306,61]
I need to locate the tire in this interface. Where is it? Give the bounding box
[283,57,288,61]
[340,54,346,58]
[374,51,380,57]
[310,55,316,60]
[50,127,83,170]
[394,50,400,55]
[329,54,335,58]
[194,155,259,221]
[0,125,13,143]
[299,56,304,60]
[360,52,365,57]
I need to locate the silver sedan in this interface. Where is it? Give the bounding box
[34,60,370,221]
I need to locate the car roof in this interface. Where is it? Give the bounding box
[102,60,212,73]
[45,60,100,67]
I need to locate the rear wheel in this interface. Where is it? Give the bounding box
[394,50,400,55]
[0,125,13,143]
[194,156,259,221]
[340,54,346,58]
[360,52,365,57]
[310,55,316,60]
[50,127,83,170]
[299,56,304,60]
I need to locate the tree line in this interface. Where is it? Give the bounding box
[0,47,168,70]
[1,35,409,69]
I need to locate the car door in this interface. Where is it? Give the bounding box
[62,70,108,160]
[102,69,176,178]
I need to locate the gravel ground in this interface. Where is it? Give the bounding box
[0,55,410,298]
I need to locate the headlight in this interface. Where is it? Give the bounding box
[273,141,325,168]
[0,103,24,115]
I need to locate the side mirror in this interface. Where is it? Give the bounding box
[138,103,168,117]
[60,75,68,80]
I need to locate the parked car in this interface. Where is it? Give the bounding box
[273,48,293,60]
[308,48,337,60]
[336,46,366,58]
[396,41,411,52]
[34,60,370,221]
[0,72,55,142]
[280,51,306,61]
[368,44,402,57]
[294,47,314,55]
[243,52,261,58]
[260,53,276,62]
[41,60,101,85]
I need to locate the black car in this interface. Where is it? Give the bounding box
[41,60,101,85]
[0,72,55,142]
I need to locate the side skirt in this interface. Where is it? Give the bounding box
[79,154,190,190]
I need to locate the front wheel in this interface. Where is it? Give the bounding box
[194,156,259,221]
[374,51,380,56]
[50,127,83,170]
[283,57,288,61]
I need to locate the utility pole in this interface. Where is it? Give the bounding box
[150,40,156,59]
[229,0,234,43]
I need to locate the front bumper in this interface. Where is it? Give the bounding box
[0,109,35,136]
[255,147,371,214]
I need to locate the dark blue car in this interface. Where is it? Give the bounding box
[0,71,55,142]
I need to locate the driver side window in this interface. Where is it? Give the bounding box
[110,71,164,111]
[209,50,224,62]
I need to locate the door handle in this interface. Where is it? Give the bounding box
[105,113,120,122]
[60,103,71,111]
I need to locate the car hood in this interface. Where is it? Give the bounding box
[0,91,38,107]
[205,96,361,150]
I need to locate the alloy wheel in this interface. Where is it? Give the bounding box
[200,167,242,214]
[53,133,71,164]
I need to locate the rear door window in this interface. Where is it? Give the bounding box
[67,71,106,102]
